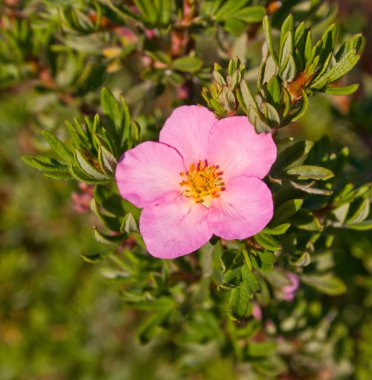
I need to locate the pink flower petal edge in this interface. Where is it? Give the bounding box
[115,141,185,208]
[207,176,274,240]
[140,196,212,259]
[159,105,218,167]
[207,116,277,181]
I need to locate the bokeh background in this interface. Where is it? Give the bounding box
[0,0,371,379]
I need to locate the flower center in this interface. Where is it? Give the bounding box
[179,160,225,208]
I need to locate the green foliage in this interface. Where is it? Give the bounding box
[1,0,372,379]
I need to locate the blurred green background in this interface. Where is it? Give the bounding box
[0,0,371,379]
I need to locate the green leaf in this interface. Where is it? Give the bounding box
[41,130,74,162]
[266,77,281,107]
[214,0,248,20]
[262,223,291,235]
[261,102,280,126]
[22,155,68,173]
[289,181,333,196]
[346,198,370,224]
[255,251,276,272]
[239,79,257,110]
[255,233,281,251]
[302,274,347,296]
[93,227,127,246]
[272,199,303,224]
[69,163,110,185]
[262,16,278,65]
[279,31,293,67]
[291,89,309,122]
[273,140,313,172]
[213,70,226,86]
[248,107,271,134]
[280,54,297,82]
[121,213,138,233]
[81,249,112,264]
[91,199,122,231]
[287,165,335,180]
[328,49,360,83]
[98,145,117,174]
[229,266,260,319]
[101,87,123,131]
[291,210,323,231]
[345,220,372,231]
[235,6,266,23]
[173,56,203,73]
[75,150,111,181]
[325,83,359,95]
[219,87,236,113]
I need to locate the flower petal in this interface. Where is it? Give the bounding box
[207,176,273,240]
[207,116,277,181]
[160,105,218,167]
[140,197,212,259]
[115,141,184,208]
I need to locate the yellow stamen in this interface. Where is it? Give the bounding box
[179,160,225,208]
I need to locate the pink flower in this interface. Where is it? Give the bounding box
[282,273,300,302]
[115,106,277,259]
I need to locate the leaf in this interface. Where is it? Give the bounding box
[213,70,226,86]
[267,77,281,107]
[262,16,278,65]
[291,210,323,231]
[279,31,293,67]
[287,165,335,180]
[346,198,370,224]
[121,213,138,233]
[98,145,117,174]
[41,130,74,162]
[255,251,276,272]
[325,84,359,95]
[291,89,309,122]
[302,274,347,296]
[229,266,260,319]
[346,220,372,231]
[234,6,265,23]
[69,163,110,185]
[248,107,271,134]
[173,56,203,73]
[262,223,291,235]
[255,233,281,251]
[101,87,123,131]
[272,199,303,224]
[91,199,122,231]
[81,249,112,264]
[75,150,111,180]
[289,181,333,196]
[261,102,280,126]
[214,0,248,20]
[273,140,313,172]
[93,227,127,246]
[280,54,297,82]
[219,87,236,113]
[22,155,68,173]
[239,79,257,109]
[328,49,360,83]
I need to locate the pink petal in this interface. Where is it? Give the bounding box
[115,141,184,208]
[207,116,277,181]
[159,105,218,167]
[207,176,273,240]
[140,197,212,259]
